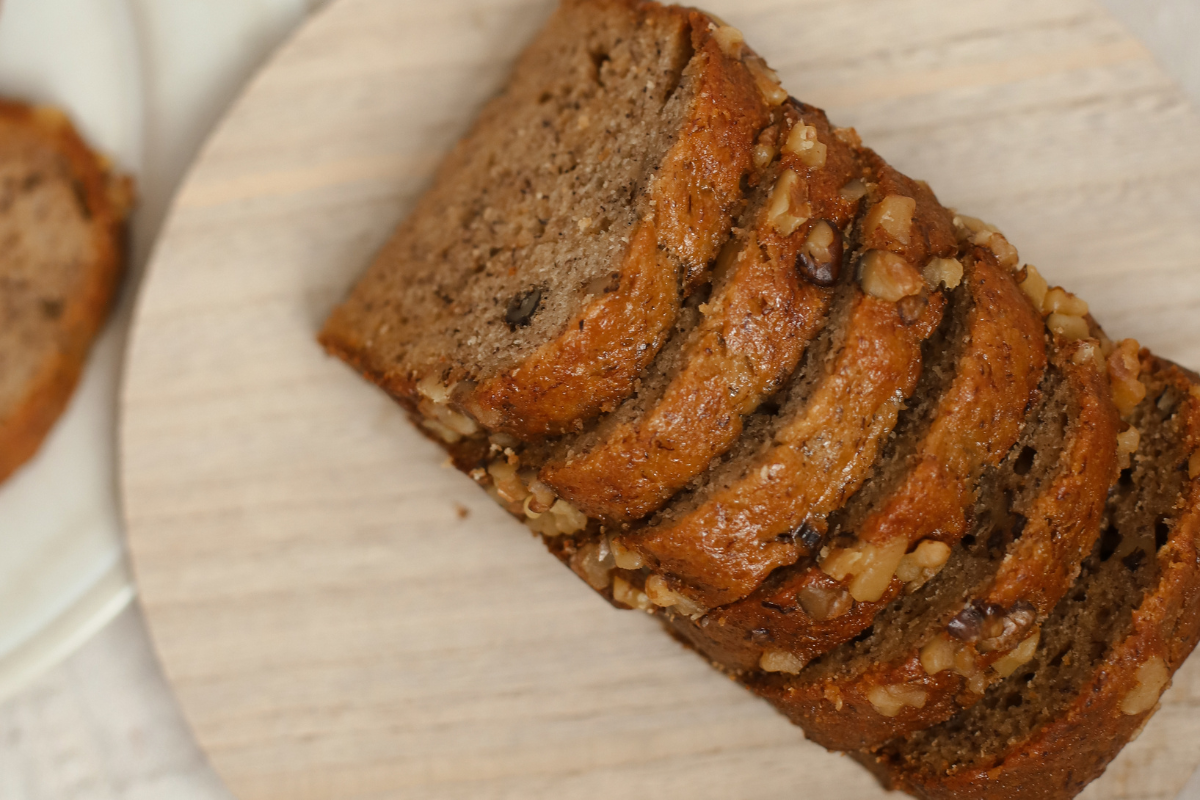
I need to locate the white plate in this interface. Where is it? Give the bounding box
[0,0,142,704]
[0,0,323,703]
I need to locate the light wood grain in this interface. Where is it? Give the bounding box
[119,0,1200,798]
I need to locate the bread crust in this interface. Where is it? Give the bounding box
[864,359,1200,800]
[321,0,773,441]
[540,103,865,522]
[659,247,1048,671]
[617,153,957,609]
[0,100,132,484]
[763,338,1120,750]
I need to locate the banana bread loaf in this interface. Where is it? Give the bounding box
[320,3,1200,798]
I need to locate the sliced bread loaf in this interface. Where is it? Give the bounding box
[0,100,132,483]
[539,100,866,524]
[319,0,777,441]
[860,357,1200,799]
[759,335,1119,750]
[612,151,957,610]
[659,243,1047,673]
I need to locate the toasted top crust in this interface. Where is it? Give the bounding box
[540,102,865,523]
[764,338,1119,751]
[0,99,132,483]
[320,0,774,441]
[659,247,1048,672]
[865,358,1200,800]
[616,152,957,610]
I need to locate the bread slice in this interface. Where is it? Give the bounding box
[0,100,132,484]
[612,152,958,610]
[861,357,1200,800]
[758,336,1119,750]
[659,243,1047,672]
[319,0,777,442]
[539,101,867,524]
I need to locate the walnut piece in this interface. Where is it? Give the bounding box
[783,123,827,169]
[867,685,928,718]
[922,257,964,290]
[760,649,806,674]
[865,194,916,245]
[766,169,807,236]
[1121,656,1170,715]
[797,583,854,621]
[992,629,1041,678]
[821,537,908,602]
[859,250,924,303]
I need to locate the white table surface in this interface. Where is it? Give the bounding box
[0,0,1198,797]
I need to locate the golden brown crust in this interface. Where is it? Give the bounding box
[615,149,957,610]
[540,104,864,522]
[659,248,1048,671]
[621,289,946,609]
[868,359,1200,800]
[763,338,1119,751]
[0,100,132,483]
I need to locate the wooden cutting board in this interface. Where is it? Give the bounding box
[119,0,1200,798]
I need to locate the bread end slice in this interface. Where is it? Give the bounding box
[0,99,133,483]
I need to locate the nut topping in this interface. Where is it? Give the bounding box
[919,635,958,675]
[746,56,788,105]
[839,178,868,202]
[612,575,653,611]
[610,537,645,570]
[992,629,1040,678]
[1043,287,1089,317]
[1019,265,1049,310]
[752,143,777,170]
[712,25,744,57]
[859,250,924,303]
[867,685,928,718]
[1047,313,1089,341]
[783,124,827,169]
[760,649,806,674]
[1116,427,1141,471]
[797,583,854,622]
[796,221,843,287]
[865,194,916,245]
[1121,656,1170,715]
[1108,338,1147,416]
[922,257,964,290]
[766,169,807,236]
[821,537,909,603]
[895,540,952,590]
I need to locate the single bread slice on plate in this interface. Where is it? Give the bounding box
[862,357,1200,800]
[319,0,777,441]
[539,101,866,524]
[0,100,132,484]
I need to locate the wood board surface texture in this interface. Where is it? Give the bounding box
[119,0,1200,798]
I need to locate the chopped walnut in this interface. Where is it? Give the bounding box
[1108,338,1147,416]
[487,459,529,504]
[952,214,997,242]
[1043,287,1089,317]
[1121,656,1170,715]
[712,25,744,57]
[526,478,557,513]
[977,231,1020,270]
[859,250,924,303]
[760,649,806,674]
[1072,340,1106,371]
[416,374,452,404]
[821,537,908,603]
[867,685,928,718]
[865,195,916,245]
[1116,427,1141,471]
[783,124,827,169]
[611,576,653,612]
[610,537,645,570]
[752,143,777,170]
[839,178,868,202]
[833,126,862,148]
[920,636,957,675]
[548,499,588,534]
[992,629,1041,678]
[573,540,615,590]
[766,169,807,236]
[922,257,963,290]
[1047,313,1090,341]
[1019,265,1049,311]
[895,540,952,590]
[797,583,854,621]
